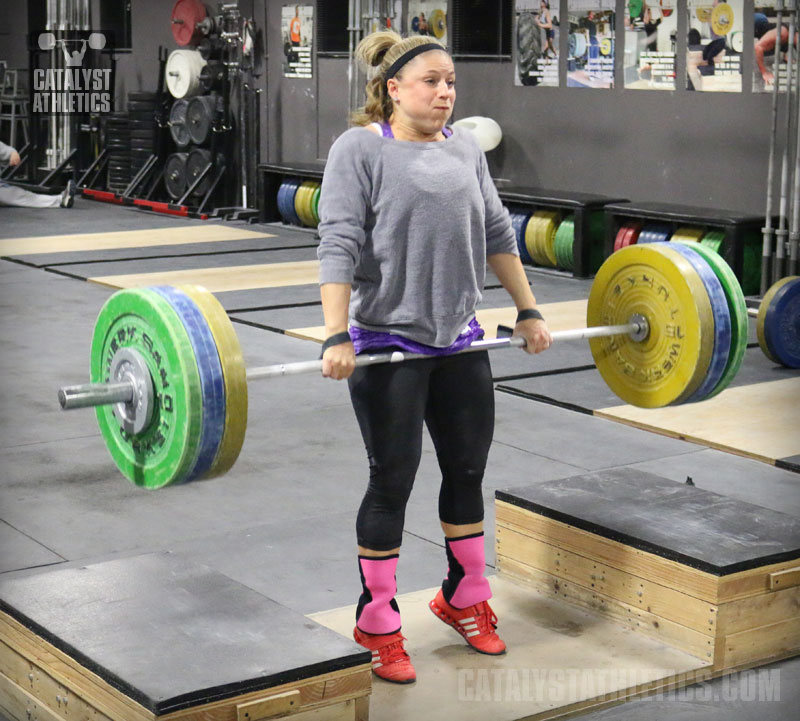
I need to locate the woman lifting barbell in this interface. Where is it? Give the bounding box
[316,29,551,684]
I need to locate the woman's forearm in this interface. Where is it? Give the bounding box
[320,282,352,335]
[487,253,539,311]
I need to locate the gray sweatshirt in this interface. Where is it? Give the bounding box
[317,126,517,347]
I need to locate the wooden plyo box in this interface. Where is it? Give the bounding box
[0,553,371,721]
[495,469,800,674]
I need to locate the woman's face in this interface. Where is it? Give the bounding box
[389,50,456,132]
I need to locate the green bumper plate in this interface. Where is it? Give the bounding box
[91,288,203,489]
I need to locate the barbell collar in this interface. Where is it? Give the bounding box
[59,381,135,410]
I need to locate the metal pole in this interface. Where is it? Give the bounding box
[775,3,797,284]
[763,1,786,294]
[791,2,800,275]
[348,0,361,116]
[57,321,647,410]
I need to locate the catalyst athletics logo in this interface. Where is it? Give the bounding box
[32,31,113,114]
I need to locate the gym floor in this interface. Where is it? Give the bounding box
[0,198,798,721]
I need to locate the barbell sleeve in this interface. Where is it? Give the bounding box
[58,320,646,408]
[59,381,135,410]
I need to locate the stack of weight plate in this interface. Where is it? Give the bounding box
[524,210,561,267]
[670,226,705,243]
[277,178,321,228]
[589,241,748,407]
[757,276,800,368]
[165,94,221,202]
[613,221,644,252]
[91,284,247,489]
[553,215,576,270]
[553,212,605,272]
[700,228,725,252]
[186,148,224,198]
[696,228,760,296]
[169,98,191,150]
[742,238,762,295]
[509,210,533,264]
[164,152,189,200]
[104,113,131,194]
[128,92,159,184]
[636,224,673,244]
[293,180,322,228]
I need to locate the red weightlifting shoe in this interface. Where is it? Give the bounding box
[353,626,416,684]
[429,588,507,655]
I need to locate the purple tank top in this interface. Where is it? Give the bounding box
[378,121,453,139]
[352,121,479,356]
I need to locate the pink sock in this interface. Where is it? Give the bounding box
[356,555,402,635]
[442,533,491,609]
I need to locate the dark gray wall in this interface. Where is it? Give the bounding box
[1,1,29,77]
[2,0,781,216]
[261,0,776,216]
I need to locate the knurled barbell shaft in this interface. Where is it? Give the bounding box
[246,321,645,380]
[58,320,645,410]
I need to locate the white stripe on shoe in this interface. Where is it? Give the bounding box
[458,617,475,625]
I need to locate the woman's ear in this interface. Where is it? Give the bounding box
[386,78,398,99]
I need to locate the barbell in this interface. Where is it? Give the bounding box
[57,244,799,490]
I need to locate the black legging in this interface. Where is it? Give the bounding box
[348,350,495,551]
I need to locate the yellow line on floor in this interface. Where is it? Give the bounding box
[89,260,320,292]
[286,299,589,343]
[595,377,800,463]
[0,225,273,256]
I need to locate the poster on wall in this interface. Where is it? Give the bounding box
[566,0,615,88]
[407,1,448,47]
[753,2,792,92]
[281,5,313,79]
[515,0,559,87]
[686,1,743,91]
[624,0,677,90]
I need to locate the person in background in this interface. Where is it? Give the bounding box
[316,29,551,685]
[0,141,75,208]
[537,1,557,59]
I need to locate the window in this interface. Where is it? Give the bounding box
[450,0,512,57]
[318,0,350,54]
[100,0,132,51]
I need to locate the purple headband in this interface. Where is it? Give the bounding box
[383,42,445,81]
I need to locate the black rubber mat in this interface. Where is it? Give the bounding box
[45,245,320,281]
[497,468,800,575]
[779,455,800,473]
[0,553,369,715]
[216,286,322,311]
[0,202,209,240]
[0,520,63,574]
